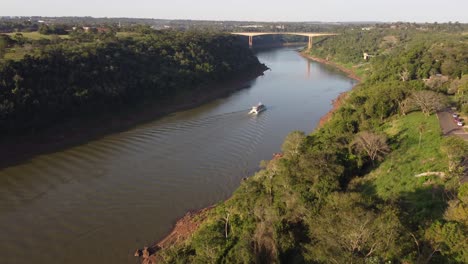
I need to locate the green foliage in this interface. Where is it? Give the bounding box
[450,75,468,113]
[310,30,389,64]
[4,24,456,263]
[0,31,265,136]
[364,113,448,201]
[280,131,306,159]
[425,183,468,263]
[311,29,467,83]
[154,27,468,263]
[441,136,468,176]
[426,221,468,263]
[402,90,447,116]
[304,192,405,263]
[38,24,67,35]
[0,35,9,59]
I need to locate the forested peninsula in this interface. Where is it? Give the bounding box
[139,25,468,263]
[0,30,266,164]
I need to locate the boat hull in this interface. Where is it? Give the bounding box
[249,106,266,115]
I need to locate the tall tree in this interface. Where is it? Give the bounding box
[402,91,446,116]
[353,131,390,165]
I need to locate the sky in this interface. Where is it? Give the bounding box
[1,0,467,23]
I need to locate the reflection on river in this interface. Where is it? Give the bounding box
[0,47,356,263]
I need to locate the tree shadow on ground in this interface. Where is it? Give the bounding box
[352,181,447,230]
[351,181,450,262]
[397,185,447,230]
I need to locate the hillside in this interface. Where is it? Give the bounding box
[141,26,468,263]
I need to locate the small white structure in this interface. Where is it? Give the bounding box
[248,102,266,115]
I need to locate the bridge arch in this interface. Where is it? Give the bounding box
[231,32,338,50]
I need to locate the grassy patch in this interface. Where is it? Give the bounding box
[365,112,448,200]
[3,48,27,61]
[3,44,42,61]
[6,32,69,40]
[116,32,142,38]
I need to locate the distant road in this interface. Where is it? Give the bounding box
[437,111,468,140]
[437,110,468,183]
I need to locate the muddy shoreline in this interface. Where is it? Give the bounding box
[301,53,361,128]
[135,53,362,263]
[0,66,267,169]
[300,53,362,82]
[134,206,215,263]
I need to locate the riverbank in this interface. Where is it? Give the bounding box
[0,65,267,169]
[316,91,350,128]
[300,52,362,128]
[300,52,362,81]
[134,206,215,264]
[134,52,362,264]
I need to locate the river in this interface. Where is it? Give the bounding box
[0,47,356,263]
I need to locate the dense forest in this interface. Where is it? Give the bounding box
[0,30,266,136]
[1,18,467,262]
[147,27,468,263]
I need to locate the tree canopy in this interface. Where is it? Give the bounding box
[148,25,468,264]
[0,31,265,136]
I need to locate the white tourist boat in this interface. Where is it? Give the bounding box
[248,102,266,115]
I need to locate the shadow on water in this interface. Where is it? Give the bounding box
[0,46,356,264]
[0,109,258,210]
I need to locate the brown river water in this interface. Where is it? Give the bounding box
[0,47,356,263]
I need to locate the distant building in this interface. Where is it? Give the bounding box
[72,26,109,33]
[361,27,373,31]
[96,27,110,33]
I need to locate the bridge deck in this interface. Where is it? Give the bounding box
[231,32,339,37]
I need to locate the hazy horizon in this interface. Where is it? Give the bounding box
[2,0,467,23]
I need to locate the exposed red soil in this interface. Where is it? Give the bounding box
[135,153,284,263]
[135,206,215,264]
[317,91,350,128]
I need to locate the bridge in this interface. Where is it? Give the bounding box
[231,32,339,50]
